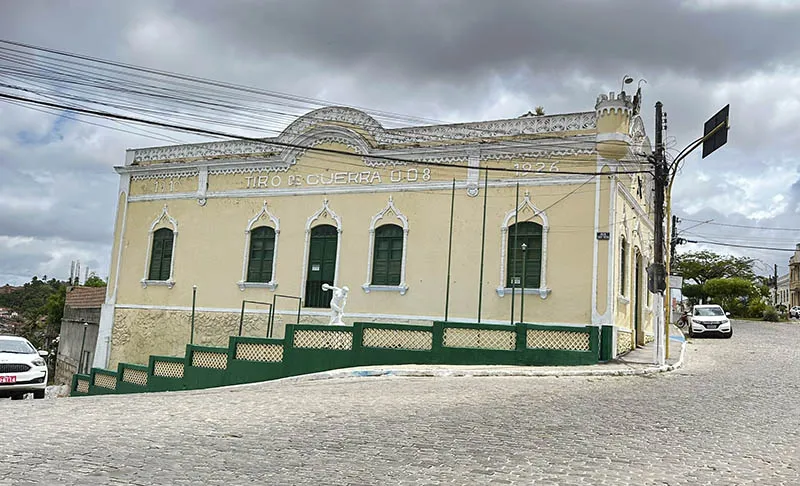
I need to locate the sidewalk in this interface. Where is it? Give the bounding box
[275,325,687,385]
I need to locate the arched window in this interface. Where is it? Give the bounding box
[148,228,174,281]
[506,222,542,288]
[372,224,403,286]
[247,226,276,283]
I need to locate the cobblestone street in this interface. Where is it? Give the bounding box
[2,320,799,485]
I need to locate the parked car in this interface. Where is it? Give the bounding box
[688,304,732,338]
[790,306,800,319]
[0,335,49,400]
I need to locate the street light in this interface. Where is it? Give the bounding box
[190,285,197,344]
[621,75,634,93]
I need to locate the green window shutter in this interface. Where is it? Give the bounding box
[372,224,404,286]
[620,238,627,295]
[247,226,275,283]
[149,228,174,281]
[506,222,542,288]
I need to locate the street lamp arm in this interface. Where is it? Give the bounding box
[669,120,728,173]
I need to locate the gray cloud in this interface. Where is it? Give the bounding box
[1,0,799,283]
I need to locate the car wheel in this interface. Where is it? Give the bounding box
[33,390,45,399]
[10,393,25,400]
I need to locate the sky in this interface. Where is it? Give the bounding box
[0,0,799,286]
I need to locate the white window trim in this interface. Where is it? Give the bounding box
[618,235,628,299]
[362,196,409,295]
[300,198,342,301]
[496,191,550,298]
[141,204,178,289]
[238,200,280,291]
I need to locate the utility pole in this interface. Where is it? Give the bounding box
[649,101,668,366]
[670,215,680,264]
[774,264,779,307]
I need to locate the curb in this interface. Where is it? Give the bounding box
[275,338,688,384]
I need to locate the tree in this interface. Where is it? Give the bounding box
[84,273,107,287]
[673,250,755,285]
[534,106,545,116]
[704,277,757,315]
[0,276,67,347]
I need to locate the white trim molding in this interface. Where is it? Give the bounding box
[496,191,551,299]
[141,204,178,289]
[238,200,280,291]
[300,198,343,300]
[362,195,409,295]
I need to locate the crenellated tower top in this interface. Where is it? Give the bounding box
[595,91,635,161]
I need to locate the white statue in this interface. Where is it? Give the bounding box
[321,283,349,326]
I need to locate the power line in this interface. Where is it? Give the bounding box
[0,39,654,164]
[679,216,799,232]
[0,41,610,154]
[684,239,797,252]
[0,92,653,178]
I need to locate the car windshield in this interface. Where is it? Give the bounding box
[0,339,35,354]
[694,307,725,317]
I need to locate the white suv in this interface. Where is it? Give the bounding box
[790,306,800,319]
[0,335,49,400]
[689,305,733,338]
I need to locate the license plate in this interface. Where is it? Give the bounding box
[0,376,16,384]
[706,324,717,329]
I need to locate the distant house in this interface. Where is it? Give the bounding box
[54,286,106,384]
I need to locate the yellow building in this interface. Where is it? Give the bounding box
[92,90,655,369]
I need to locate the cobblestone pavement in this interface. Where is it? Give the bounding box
[1,320,799,485]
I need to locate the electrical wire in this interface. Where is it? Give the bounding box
[0,39,655,164]
[684,239,797,252]
[0,92,653,177]
[679,216,799,232]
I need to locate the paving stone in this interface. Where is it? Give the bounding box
[1,320,799,484]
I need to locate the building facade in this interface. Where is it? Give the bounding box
[55,286,104,384]
[789,244,800,307]
[774,273,790,309]
[93,90,656,369]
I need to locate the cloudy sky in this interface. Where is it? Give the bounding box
[1,0,799,286]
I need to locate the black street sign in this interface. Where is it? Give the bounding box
[702,104,730,158]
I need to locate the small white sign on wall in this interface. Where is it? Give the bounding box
[669,275,683,289]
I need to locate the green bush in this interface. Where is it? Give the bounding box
[763,307,779,322]
[747,299,768,319]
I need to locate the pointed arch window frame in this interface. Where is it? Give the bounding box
[238,201,280,291]
[362,196,409,295]
[300,199,342,301]
[141,204,178,289]
[496,192,551,298]
[617,220,632,304]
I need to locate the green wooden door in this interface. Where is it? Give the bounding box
[305,225,338,308]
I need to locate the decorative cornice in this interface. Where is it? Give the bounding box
[208,166,290,176]
[131,170,198,181]
[132,140,279,164]
[127,107,598,165]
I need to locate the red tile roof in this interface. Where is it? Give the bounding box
[65,286,107,309]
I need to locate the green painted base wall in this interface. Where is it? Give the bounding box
[72,322,602,397]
